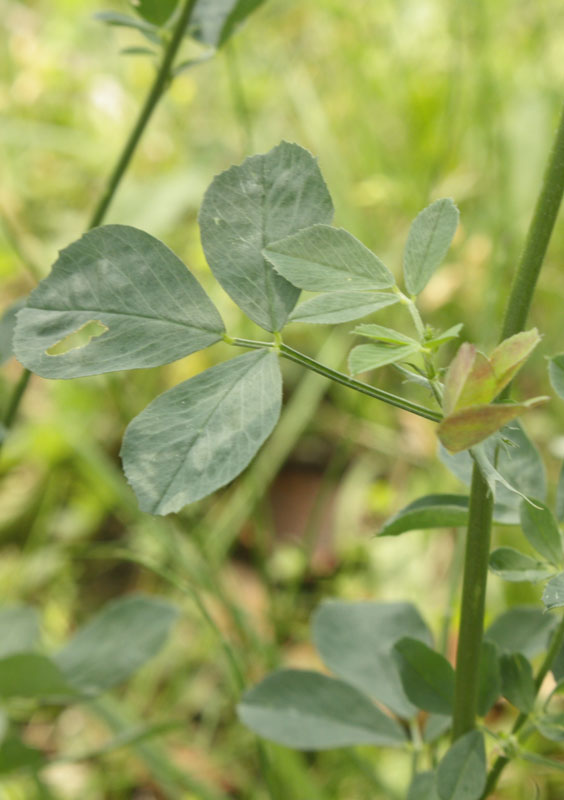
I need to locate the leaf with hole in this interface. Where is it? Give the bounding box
[55,595,178,694]
[14,225,224,378]
[436,730,486,800]
[288,290,399,325]
[403,198,459,295]
[542,572,564,610]
[237,669,406,749]
[485,607,557,658]
[199,141,333,332]
[265,225,395,293]
[488,547,553,583]
[392,638,455,715]
[122,349,282,514]
[0,299,25,365]
[379,494,470,537]
[190,0,267,48]
[312,600,432,718]
[520,498,563,566]
[500,652,535,713]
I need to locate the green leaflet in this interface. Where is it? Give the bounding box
[55,595,178,694]
[477,641,501,716]
[14,225,224,378]
[199,142,333,332]
[488,547,553,583]
[542,572,564,610]
[352,323,418,345]
[121,350,282,514]
[436,731,486,800]
[132,0,179,26]
[0,299,25,365]
[349,342,420,374]
[403,198,459,296]
[312,601,432,718]
[520,498,563,566]
[288,290,399,324]
[392,638,455,715]
[379,495,471,536]
[0,654,75,700]
[0,607,39,657]
[485,607,557,658]
[500,652,535,713]
[189,0,266,48]
[237,669,406,750]
[549,354,564,399]
[408,772,440,800]
[265,225,395,292]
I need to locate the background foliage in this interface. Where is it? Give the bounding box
[2,0,564,797]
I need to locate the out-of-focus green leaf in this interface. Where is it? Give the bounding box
[200,142,333,332]
[423,715,451,743]
[535,713,564,742]
[436,730,486,800]
[56,595,178,694]
[238,669,406,749]
[379,494,470,536]
[485,607,557,658]
[190,0,266,48]
[0,737,45,775]
[353,323,418,345]
[0,299,25,365]
[392,638,455,715]
[549,354,564,399]
[14,225,224,378]
[488,547,553,583]
[0,654,74,700]
[500,652,535,713]
[289,291,399,325]
[520,498,563,566]
[95,11,157,33]
[0,607,39,657]
[122,350,281,514]
[265,225,394,292]
[477,641,500,716]
[542,572,564,610]
[403,198,459,295]
[349,342,420,375]
[408,772,440,800]
[131,0,179,26]
[312,601,432,718]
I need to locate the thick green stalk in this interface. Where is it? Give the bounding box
[1,0,197,451]
[451,98,564,748]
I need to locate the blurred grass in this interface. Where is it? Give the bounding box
[2,0,564,797]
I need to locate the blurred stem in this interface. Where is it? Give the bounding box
[0,0,198,453]
[452,98,564,752]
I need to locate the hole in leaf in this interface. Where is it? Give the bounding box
[46,320,109,356]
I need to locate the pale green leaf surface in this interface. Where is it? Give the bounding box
[455,352,496,410]
[56,595,178,694]
[403,198,459,295]
[500,653,535,713]
[543,572,564,610]
[379,494,470,537]
[442,343,476,416]
[485,607,557,658]
[349,342,420,374]
[0,607,39,657]
[14,225,224,378]
[535,713,564,742]
[489,329,540,395]
[436,730,486,800]
[288,291,399,324]
[0,299,25,365]
[477,641,501,716]
[95,11,157,32]
[488,547,553,583]
[190,0,266,47]
[353,323,418,345]
[557,462,564,522]
[392,638,455,715]
[199,142,333,331]
[237,669,406,749]
[132,0,178,25]
[408,772,440,800]
[265,225,394,293]
[424,715,451,743]
[122,350,282,514]
[520,498,563,566]
[312,601,432,718]
[549,354,564,399]
[0,654,74,699]
[425,323,463,349]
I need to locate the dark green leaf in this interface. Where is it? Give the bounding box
[122,349,281,514]
[0,299,25,365]
[477,641,501,716]
[190,0,266,48]
[349,342,420,374]
[408,772,440,800]
[199,141,333,332]
[520,498,563,566]
[542,572,564,610]
[485,607,557,658]
[488,547,553,583]
[500,652,535,713]
[436,730,486,800]
[55,595,178,694]
[403,198,459,296]
[535,713,564,742]
[392,638,455,715]
[0,607,39,657]
[379,494,470,537]
[131,0,179,26]
[353,323,418,345]
[424,715,451,743]
[237,669,406,749]
[312,600,432,718]
[14,225,224,378]
[288,291,399,325]
[0,654,74,699]
[265,225,395,293]
[549,354,564,400]
[0,737,45,775]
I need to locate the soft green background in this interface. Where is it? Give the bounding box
[2,0,564,797]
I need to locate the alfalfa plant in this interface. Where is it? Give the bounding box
[6,112,564,797]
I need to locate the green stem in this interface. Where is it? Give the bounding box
[1,0,197,452]
[230,338,442,422]
[482,613,564,797]
[451,97,564,756]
